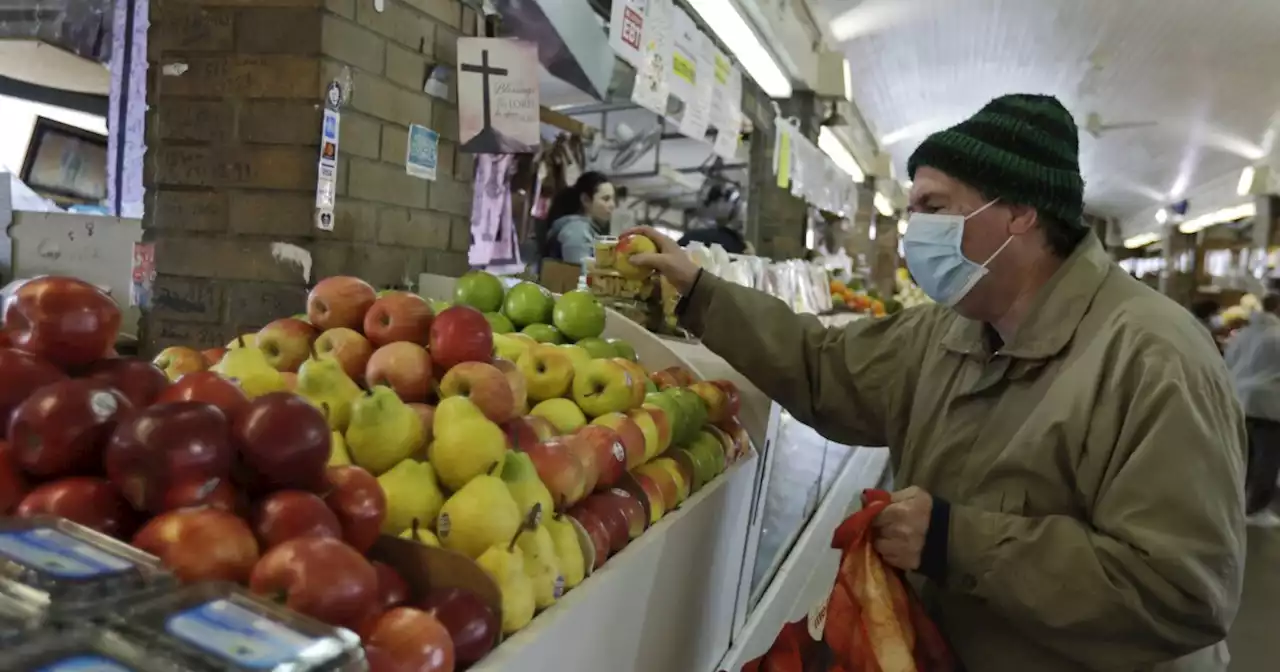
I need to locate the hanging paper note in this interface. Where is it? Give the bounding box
[631,0,672,116]
[609,0,647,68]
[677,30,715,140]
[667,10,699,110]
[712,105,741,160]
[777,128,793,189]
[458,38,540,154]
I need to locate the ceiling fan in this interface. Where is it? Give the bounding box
[1083,112,1158,139]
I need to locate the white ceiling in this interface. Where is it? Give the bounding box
[814,0,1280,237]
[0,40,109,95]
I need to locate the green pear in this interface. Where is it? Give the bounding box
[437,471,521,559]
[515,509,564,610]
[346,387,425,475]
[398,518,440,547]
[432,396,485,432]
[545,512,585,590]
[296,345,362,431]
[476,520,536,635]
[430,409,508,492]
[213,336,286,398]
[379,459,445,534]
[328,430,351,466]
[501,452,554,519]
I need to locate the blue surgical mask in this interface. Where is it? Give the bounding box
[902,199,1009,306]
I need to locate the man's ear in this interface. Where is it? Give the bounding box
[1007,204,1039,235]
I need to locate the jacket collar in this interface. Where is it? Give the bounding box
[941,234,1112,359]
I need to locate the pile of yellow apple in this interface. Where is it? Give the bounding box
[148,272,751,648]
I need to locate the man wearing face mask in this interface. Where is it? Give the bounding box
[626,93,1245,671]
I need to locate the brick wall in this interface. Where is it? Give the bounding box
[746,91,819,260]
[141,0,476,353]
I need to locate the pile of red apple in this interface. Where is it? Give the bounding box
[0,276,488,672]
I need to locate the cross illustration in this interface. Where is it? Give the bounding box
[460,49,508,132]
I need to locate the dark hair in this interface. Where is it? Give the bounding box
[538,172,611,260]
[1190,299,1220,322]
[1263,294,1280,314]
[1041,215,1090,258]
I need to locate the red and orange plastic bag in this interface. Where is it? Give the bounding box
[739,490,955,672]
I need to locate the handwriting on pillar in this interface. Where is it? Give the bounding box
[154,282,216,318]
[160,149,254,187]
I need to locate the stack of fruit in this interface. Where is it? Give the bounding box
[1,271,751,671]
[828,278,888,317]
[893,268,930,309]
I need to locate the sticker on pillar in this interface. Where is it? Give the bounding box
[325,81,346,110]
[406,124,439,180]
[316,208,335,232]
[316,107,341,209]
[315,168,336,209]
[130,242,155,309]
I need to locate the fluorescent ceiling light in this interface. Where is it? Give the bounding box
[1238,166,1255,196]
[1155,208,1168,224]
[817,127,864,182]
[842,59,852,102]
[686,0,792,98]
[1178,202,1257,234]
[873,191,893,217]
[1123,232,1161,249]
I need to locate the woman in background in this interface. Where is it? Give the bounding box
[538,172,615,271]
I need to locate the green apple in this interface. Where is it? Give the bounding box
[576,337,615,359]
[502,281,554,327]
[429,298,452,314]
[485,312,515,334]
[552,290,606,341]
[559,344,592,370]
[530,398,587,434]
[453,270,505,312]
[645,379,658,393]
[608,338,638,362]
[522,323,564,344]
[644,392,683,443]
[493,333,533,364]
[664,387,707,445]
[572,359,640,418]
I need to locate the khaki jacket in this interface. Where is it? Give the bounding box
[682,236,1246,671]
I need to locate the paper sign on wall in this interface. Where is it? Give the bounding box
[406,124,440,180]
[712,105,741,159]
[630,0,673,116]
[609,0,647,68]
[457,38,540,154]
[675,26,715,140]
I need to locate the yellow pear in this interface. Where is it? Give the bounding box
[398,518,441,547]
[213,336,286,398]
[475,509,538,635]
[514,506,563,609]
[346,386,424,475]
[378,459,444,535]
[545,513,585,590]
[437,470,521,559]
[429,406,508,492]
[296,346,362,431]
[432,396,485,431]
[500,452,554,519]
[328,430,351,467]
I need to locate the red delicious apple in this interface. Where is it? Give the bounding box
[502,415,556,452]
[2,276,121,368]
[9,379,133,477]
[0,348,66,438]
[594,489,647,539]
[523,436,587,509]
[428,306,493,372]
[322,465,388,553]
[575,497,630,554]
[16,477,137,539]
[252,490,343,550]
[407,403,435,447]
[573,425,627,491]
[257,318,319,373]
[104,401,234,513]
[364,292,434,347]
[0,440,27,514]
[84,358,170,409]
[366,342,434,403]
[567,506,611,569]
[314,328,375,383]
[134,507,260,584]
[372,561,410,611]
[161,477,242,514]
[249,536,380,630]
[363,607,455,672]
[233,392,331,492]
[419,587,500,666]
[156,371,251,422]
[307,276,377,331]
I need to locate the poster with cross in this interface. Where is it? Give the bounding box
[457,38,541,154]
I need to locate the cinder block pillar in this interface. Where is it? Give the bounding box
[747,91,821,260]
[141,0,476,354]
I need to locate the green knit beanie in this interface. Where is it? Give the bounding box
[907,93,1086,231]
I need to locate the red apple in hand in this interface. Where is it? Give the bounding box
[364,607,455,672]
[156,371,250,422]
[0,440,28,514]
[9,379,133,477]
[366,342,434,403]
[373,561,410,610]
[233,392,331,492]
[134,507,260,583]
[322,465,387,553]
[250,536,379,630]
[307,276,377,331]
[252,490,343,550]
[0,348,66,437]
[419,587,499,666]
[428,306,493,372]
[2,276,121,368]
[17,477,137,538]
[104,401,234,513]
[85,358,170,409]
[364,292,434,347]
